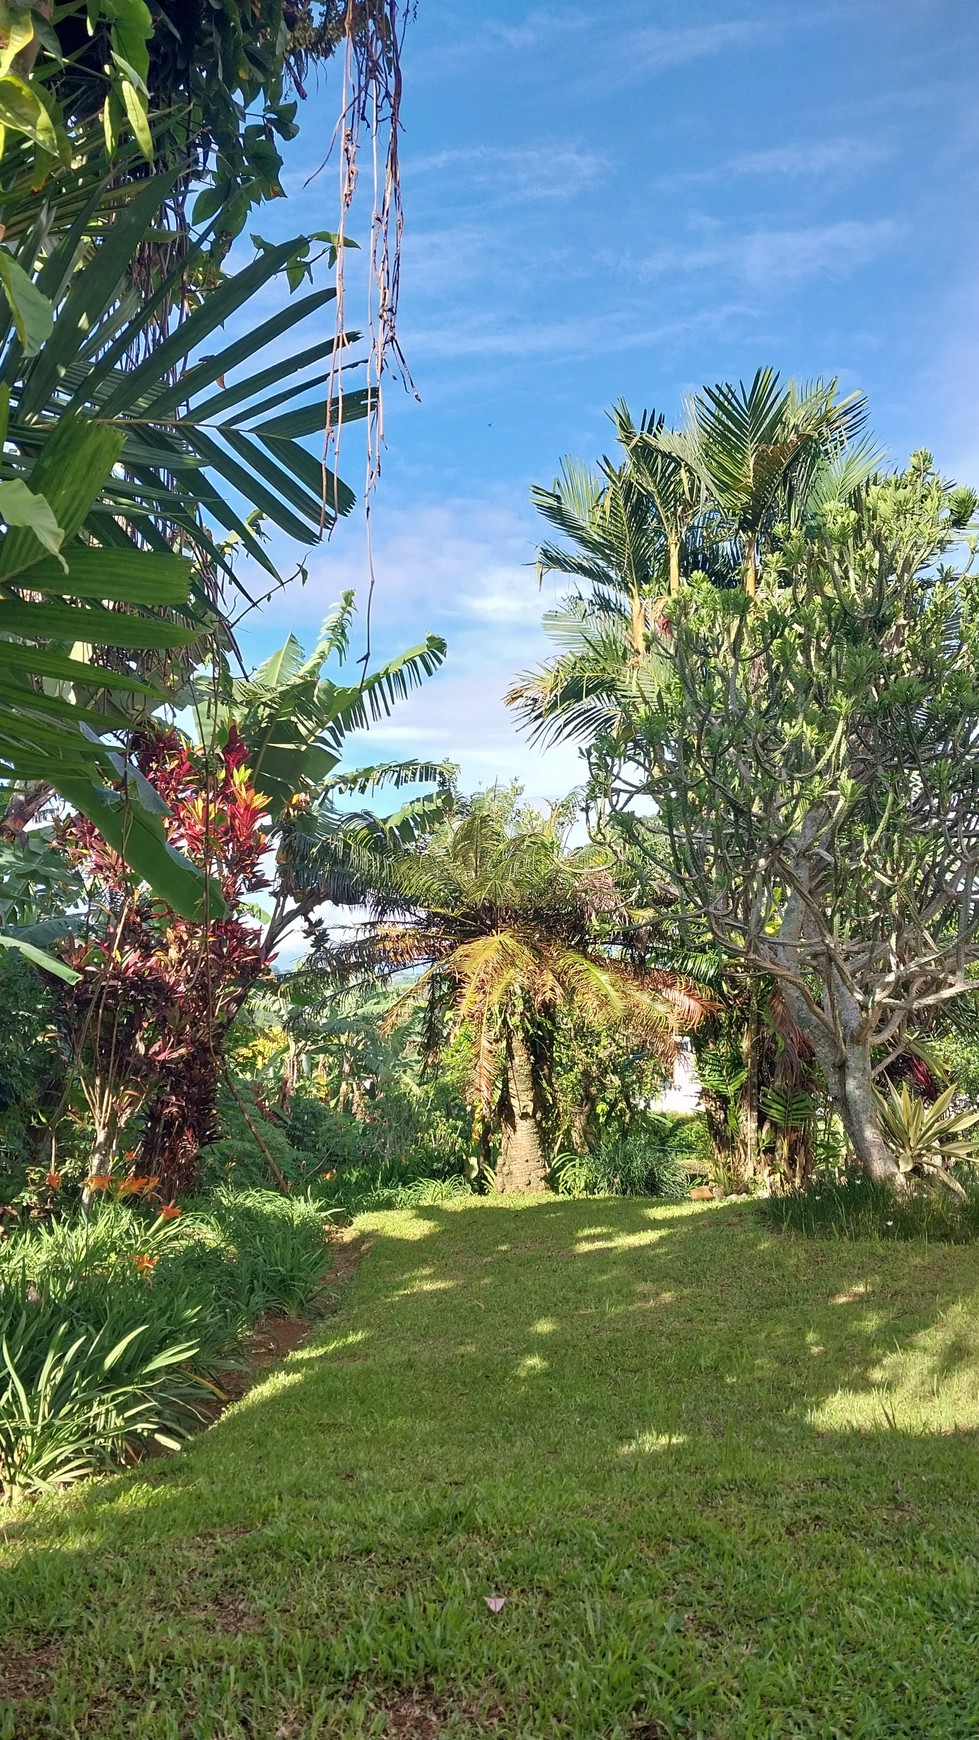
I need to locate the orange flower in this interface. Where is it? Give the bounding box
[131,1254,157,1274]
[45,1171,62,1189]
[117,1175,159,1199]
[322,1170,336,1181]
[158,1204,182,1220]
[85,1174,112,1191]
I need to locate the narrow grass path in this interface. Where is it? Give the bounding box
[5,1198,979,1738]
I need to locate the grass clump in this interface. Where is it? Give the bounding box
[765,1169,979,1243]
[553,1117,696,1199]
[0,1189,332,1502]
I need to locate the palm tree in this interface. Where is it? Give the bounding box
[647,368,873,595]
[510,373,874,754]
[327,794,706,1192]
[508,372,880,1178]
[532,456,670,655]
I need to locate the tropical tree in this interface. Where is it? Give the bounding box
[325,793,706,1191]
[59,725,270,1194]
[51,598,450,1193]
[188,593,454,964]
[509,372,885,1183]
[510,372,876,750]
[618,453,979,1189]
[636,369,874,595]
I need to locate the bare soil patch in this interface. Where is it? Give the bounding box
[0,1639,60,1704]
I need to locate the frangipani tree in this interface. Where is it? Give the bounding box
[620,453,979,1189]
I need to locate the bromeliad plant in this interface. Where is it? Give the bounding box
[873,1080,979,1195]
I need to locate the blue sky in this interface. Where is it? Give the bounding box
[236,0,979,802]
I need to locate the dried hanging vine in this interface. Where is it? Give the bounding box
[309,1,416,668]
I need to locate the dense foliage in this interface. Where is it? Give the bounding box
[0,0,978,1545]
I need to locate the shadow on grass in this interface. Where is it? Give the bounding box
[5,1197,979,1733]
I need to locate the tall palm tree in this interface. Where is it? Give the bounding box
[509,371,880,1177]
[510,373,874,751]
[327,795,706,1191]
[532,457,667,657]
[648,368,873,595]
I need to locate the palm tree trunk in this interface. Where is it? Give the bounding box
[496,1028,548,1192]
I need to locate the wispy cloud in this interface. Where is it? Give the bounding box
[620,18,766,77]
[639,218,899,292]
[661,137,891,187]
[403,302,747,364]
[483,6,592,51]
[241,497,584,799]
[407,143,608,201]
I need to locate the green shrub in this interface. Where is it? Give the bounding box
[554,1120,694,1200]
[198,1087,320,1193]
[0,950,70,1206]
[389,1175,473,1207]
[285,1094,362,1168]
[0,1190,333,1501]
[764,1171,979,1243]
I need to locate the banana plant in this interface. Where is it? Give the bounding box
[187,593,455,961]
[191,593,449,812]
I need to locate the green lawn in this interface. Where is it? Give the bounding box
[5,1198,979,1738]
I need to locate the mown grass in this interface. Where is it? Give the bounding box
[4,1197,979,1737]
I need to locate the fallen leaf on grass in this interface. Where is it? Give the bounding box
[485,1595,506,1613]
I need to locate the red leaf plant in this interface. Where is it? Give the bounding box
[60,726,271,1198]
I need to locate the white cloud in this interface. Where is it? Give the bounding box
[239,496,587,802]
[661,137,890,186]
[342,664,585,801]
[403,300,748,364]
[407,143,608,201]
[638,218,899,293]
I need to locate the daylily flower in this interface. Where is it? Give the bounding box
[158,1204,182,1220]
[85,1174,112,1191]
[45,1172,62,1189]
[131,1254,157,1274]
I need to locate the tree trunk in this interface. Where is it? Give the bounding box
[743,996,759,1181]
[835,1043,906,1188]
[772,853,906,1192]
[140,1048,222,1199]
[781,980,905,1190]
[496,1029,548,1192]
